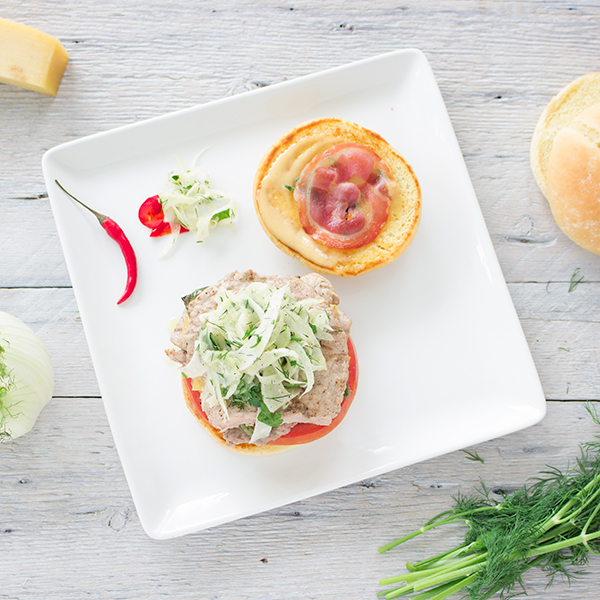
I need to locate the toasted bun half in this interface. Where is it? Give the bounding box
[182,377,292,456]
[531,73,600,255]
[253,118,422,277]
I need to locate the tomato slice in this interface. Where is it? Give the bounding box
[182,337,358,447]
[183,376,211,422]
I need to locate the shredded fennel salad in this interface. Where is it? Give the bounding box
[181,282,335,444]
[158,155,237,255]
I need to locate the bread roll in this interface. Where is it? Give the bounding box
[253,118,422,277]
[530,73,600,255]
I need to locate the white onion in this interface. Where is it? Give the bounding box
[0,311,54,440]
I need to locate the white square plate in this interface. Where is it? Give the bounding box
[42,49,546,539]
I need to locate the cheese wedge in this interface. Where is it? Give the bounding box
[0,18,69,96]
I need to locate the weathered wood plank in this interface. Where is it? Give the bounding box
[1,399,598,599]
[2,281,599,400]
[0,288,98,397]
[2,1,600,286]
[2,1,600,598]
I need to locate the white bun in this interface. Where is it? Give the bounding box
[531,73,600,255]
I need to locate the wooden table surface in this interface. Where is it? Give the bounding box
[2,1,600,598]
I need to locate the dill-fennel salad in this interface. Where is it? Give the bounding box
[139,155,237,255]
[166,270,357,454]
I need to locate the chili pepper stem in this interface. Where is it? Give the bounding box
[55,180,107,224]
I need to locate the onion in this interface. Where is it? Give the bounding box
[0,312,54,440]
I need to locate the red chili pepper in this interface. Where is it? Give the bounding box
[149,220,172,237]
[55,180,137,305]
[139,195,189,237]
[139,195,164,229]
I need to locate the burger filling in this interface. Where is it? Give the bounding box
[166,271,351,446]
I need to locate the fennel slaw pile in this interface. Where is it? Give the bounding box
[158,155,237,255]
[181,282,334,443]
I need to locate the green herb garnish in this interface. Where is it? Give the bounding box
[182,286,208,312]
[568,268,584,292]
[378,404,600,600]
[228,379,283,428]
[461,449,484,464]
[211,208,233,224]
[239,423,254,437]
[284,184,294,192]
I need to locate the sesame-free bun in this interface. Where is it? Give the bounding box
[531,73,600,255]
[253,118,422,277]
[182,377,291,456]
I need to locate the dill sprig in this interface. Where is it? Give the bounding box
[461,449,485,464]
[568,268,584,292]
[378,404,600,600]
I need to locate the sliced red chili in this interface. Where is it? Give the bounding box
[150,221,172,237]
[139,195,165,229]
[139,195,189,237]
[55,180,137,305]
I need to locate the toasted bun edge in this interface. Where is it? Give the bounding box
[253,118,422,277]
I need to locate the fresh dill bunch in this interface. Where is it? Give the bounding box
[378,404,600,600]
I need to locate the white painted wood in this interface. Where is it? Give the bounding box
[1,1,600,598]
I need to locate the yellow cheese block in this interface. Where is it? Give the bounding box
[0,18,69,96]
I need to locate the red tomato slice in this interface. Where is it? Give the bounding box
[183,376,211,422]
[182,337,358,447]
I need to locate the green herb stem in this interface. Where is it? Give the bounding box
[381,551,486,587]
[523,528,600,559]
[378,405,600,600]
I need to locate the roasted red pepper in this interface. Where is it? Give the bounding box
[55,180,137,305]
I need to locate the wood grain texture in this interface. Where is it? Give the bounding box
[1,401,600,599]
[1,1,600,598]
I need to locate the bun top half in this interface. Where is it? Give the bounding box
[253,118,422,277]
[531,73,600,255]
